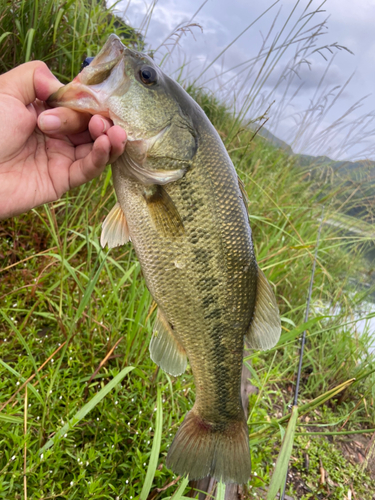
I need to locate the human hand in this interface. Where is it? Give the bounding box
[0,61,127,220]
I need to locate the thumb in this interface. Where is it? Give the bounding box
[0,61,63,106]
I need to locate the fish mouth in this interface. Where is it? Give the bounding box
[47,34,127,118]
[47,82,105,115]
[47,34,164,142]
[48,81,164,142]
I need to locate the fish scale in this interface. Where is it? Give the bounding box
[48,33,281,485]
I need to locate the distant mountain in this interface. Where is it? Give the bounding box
[257,127,375,223]
[256,127,293,155]
[258,126,375,174]
[293,153,375,180]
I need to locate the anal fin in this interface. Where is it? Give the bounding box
[246,267,281,350]
[100,202,129,249]
[150,309,187,376]
[144,185,184,237]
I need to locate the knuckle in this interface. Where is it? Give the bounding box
[26,60,49,72]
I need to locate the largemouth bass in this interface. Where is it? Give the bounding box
[49,34,281,484]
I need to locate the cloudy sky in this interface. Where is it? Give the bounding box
[110,0,375,161]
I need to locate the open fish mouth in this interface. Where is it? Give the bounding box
[47,35,164,142]
[47,82,105,115]
[48,35,128,122]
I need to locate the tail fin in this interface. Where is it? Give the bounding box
[166,410,251,484]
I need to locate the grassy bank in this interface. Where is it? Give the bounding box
[1,1,375,499]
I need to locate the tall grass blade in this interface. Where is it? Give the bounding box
[38,366,134,455]
[266,406,298,500]
[74,252,108,322]
[0,414,24,424]
[167,476,190,499]
[0,32,13,45]
[53,8,65,44]
[297,428,375,436]
[249,378,356,442]
[296,378,356,417]
[191,0,280,86]
[216,481,226,500]
[0,359,43,405]
[140,386,163,500]
[0,311,45,397]
[24,28,35,62]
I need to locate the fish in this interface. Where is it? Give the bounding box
[48,34,281,485]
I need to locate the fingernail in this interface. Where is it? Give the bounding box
[99,118,107,133]
[39,114,61,132]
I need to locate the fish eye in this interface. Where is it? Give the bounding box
[140,66,157,85]
[81,56,95,72]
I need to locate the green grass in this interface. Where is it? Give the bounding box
[1,139,374,499]
[0,0,142,79]
[1,0,375,499]
[290,403,375,500]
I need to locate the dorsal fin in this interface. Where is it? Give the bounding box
[149,309,187,376]
[246,267,281,350]
[100,202,129,248]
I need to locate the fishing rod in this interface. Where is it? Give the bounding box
[280,206,325,500]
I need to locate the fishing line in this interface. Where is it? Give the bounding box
[280,205,325,500]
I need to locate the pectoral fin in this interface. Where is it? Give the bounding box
[246,267,281,350]
[150,309,187,376]
[119,150,187,185]
[144,185,184,237]
[100,202,129,248]
[116,121,195,186]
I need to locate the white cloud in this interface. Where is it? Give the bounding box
[107,0,375,160]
